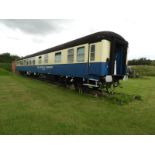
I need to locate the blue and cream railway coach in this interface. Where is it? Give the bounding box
[16,31,128,89]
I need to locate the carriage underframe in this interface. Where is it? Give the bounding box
[19,71,124,95]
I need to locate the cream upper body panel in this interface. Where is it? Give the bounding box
[89,41,102,62]
[101,40,111,62]
[75,43,89,63]
[89,40,110,63]
[16,40,111,66]
[47,43,89,65]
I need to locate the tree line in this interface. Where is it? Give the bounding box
[0,53,20,63]
[128,58,155,66]
[0,53,155,66]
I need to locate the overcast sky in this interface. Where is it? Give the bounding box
[0,1,155,60]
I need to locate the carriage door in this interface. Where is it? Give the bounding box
[114,43,126,75]
[88,44,96,77]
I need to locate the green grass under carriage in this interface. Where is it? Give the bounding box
[0,69,155,134]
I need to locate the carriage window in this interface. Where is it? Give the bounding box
[23,60,26,66]
[55,52,61,63]
[77,47,85,62]
[33,60,35,65]
[20,60,23,66]
[17,61,20,65]
[90,45,95,61]
[44,54,48,63]
[67,49,74,63]
[29,60,31,65]
[38,56,42,64]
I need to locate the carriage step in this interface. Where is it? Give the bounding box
[83,83,99,88]
[83,79,99,88]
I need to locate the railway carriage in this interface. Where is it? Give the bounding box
[16,31,128,92]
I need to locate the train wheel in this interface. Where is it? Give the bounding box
[73,78,83,93]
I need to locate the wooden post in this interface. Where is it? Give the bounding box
[12,61,16,73]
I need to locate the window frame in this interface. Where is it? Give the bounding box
[77,46,85,62]
[32,59,35,65]
[55,52,62,63]
[44,54,48,64]
[23,60,26,66]
[29,60,31,65]
[90,44,96,61]
[38,56,42,64]
[67,48,74,63]
[20,60,23,66]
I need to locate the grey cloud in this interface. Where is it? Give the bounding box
[32,37,46,44]
[0,19,71,35]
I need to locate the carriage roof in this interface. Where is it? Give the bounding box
[20,31,128,60]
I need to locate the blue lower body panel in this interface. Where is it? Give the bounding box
[16,62,109,79]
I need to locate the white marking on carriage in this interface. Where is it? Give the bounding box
[105,75,112,83]
[114,60,117,75]
[46,66,53,69]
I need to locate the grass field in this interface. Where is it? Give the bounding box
[130,65,155,76]
[0,68,155,134]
